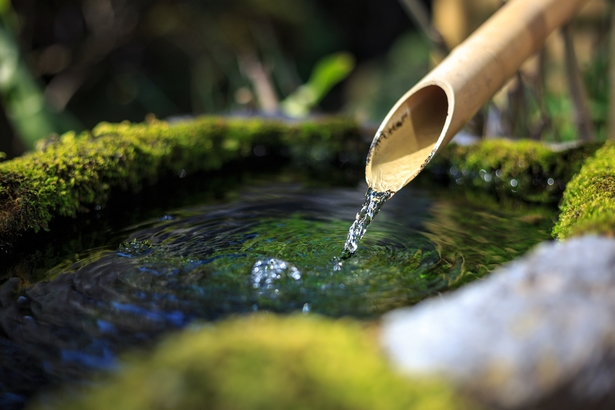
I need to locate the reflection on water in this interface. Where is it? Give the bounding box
[0,182,555,408]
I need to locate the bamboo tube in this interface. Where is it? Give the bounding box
[365,0,590,193]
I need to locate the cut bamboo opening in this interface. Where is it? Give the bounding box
[365,0,590,193]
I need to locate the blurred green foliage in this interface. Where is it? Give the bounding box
[344,32,431,122]
[0,0,414,154]
[503,16,611,143]
[281,52,355,117]
[0,0,611,154]
[0,1,79,150]
[582,51,609,141]
[533,50,609,143]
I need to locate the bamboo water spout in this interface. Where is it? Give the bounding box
[366,0,590,193]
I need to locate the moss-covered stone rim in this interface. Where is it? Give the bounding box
[0,111,604,248]
[426,138,602,204]
[0,115,365,246]
[552,140,615,239]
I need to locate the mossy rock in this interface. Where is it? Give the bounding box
[0,116,364,246]
[427,139,602,203]
[33,314,474,410]
[553,141,615,239]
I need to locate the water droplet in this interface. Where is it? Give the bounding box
[510,179,518,187]
[341,188,392,259]
[547,178,554,186]
[250,258,302,290]
[331,256,343,271]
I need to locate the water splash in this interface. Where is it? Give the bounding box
[116,239,154,258]
[250,258,302,292]
[341,188,393,259]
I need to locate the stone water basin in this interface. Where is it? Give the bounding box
[2,118,606,409]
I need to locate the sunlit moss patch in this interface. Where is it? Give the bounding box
[553,141,615,239]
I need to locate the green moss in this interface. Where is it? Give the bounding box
[553,141,615,239]
[0,116,362,244]
[427,139,602,203]
[36,314,474,410]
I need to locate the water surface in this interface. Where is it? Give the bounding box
[0,178,555,408]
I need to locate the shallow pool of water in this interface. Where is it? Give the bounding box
[0,176,555,408]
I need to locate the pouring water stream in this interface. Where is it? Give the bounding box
[340,188,393,259]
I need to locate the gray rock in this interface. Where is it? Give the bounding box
[381,236,615,409]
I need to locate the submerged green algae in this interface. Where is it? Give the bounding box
[30,181,554,321]
[0,181,543,408]
[553,141,615,239]
[32,314,475,410]
[0,116,363,245]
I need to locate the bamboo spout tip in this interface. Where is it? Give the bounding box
[365,83,452,193]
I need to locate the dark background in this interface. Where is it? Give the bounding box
[0,0,429,155]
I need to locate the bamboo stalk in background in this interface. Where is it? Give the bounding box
[365,0,590,194]
[562,24,595,141]
[609,0,615,140]
[238,50,280,114]
[530,48,551,140]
